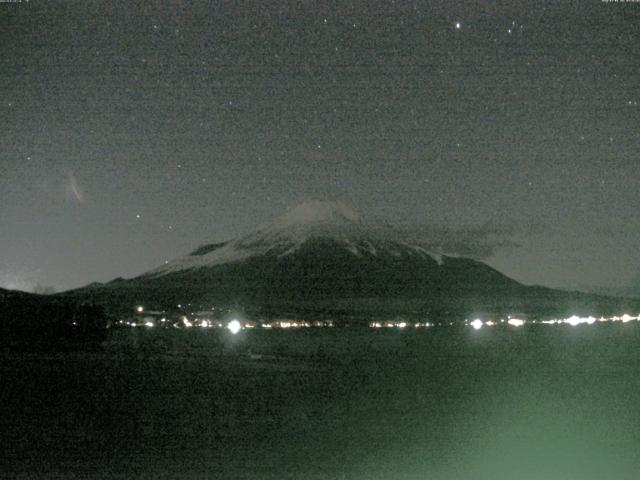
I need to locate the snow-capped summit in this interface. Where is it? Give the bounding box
[241,200,372,250]
[144,201,441,277]
[277,201,361,227]
[243,200,372,247]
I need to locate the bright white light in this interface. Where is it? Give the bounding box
[470,319,483,330]
[145,321,154,328]
[565,315,582,327]
[507,318,525,327]
[455,21,461,29]
[621,314,635,323]
[228,319,242,335]
[136,306,144,313]
[485,321,495,326]
[397,322,407,328]
[182,317,192,328]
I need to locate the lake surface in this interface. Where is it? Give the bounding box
[3,323,640,479]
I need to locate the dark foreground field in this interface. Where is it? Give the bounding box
[3,324,640,479]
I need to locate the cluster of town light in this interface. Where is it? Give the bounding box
[369,321,434,328]
[466,314,640,330]
[468,318,523,329]
[128,306,640,332]
[126,307,335,332]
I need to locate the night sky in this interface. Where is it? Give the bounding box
[1,1,639,295]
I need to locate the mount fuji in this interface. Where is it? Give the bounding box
[63,201,636,321]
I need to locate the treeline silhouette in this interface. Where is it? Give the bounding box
[0,292,109,350]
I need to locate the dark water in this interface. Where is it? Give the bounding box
[2,324,640,479]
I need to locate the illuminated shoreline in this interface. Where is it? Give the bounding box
[120,307,640,332]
